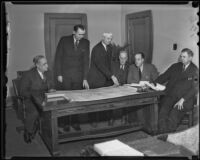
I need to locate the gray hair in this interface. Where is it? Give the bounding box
[33,55,45,65]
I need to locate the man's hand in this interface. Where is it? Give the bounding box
[111,75,119,86]
[57,76,63,83]
[174,98,185,110]
[83,79,90,89]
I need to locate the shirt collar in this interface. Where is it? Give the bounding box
[102,41,107,51]
[139,64,144,72]
[184,62,190,70]
[73,36,79,43]
[37,69,44,79]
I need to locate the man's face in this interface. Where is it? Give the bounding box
[135,54,144,67]
[180,51,192,65]
[73,28,85,41]
[119,52,128,65]
[37,58,48,73]
[102,36,112,45]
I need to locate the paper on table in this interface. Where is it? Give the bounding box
[93,139,144,156]
[128,81,149,87]
[46,93,71,102]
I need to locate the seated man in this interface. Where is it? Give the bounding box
[154,48,199,134]
[20,55,55,143]
[127,52,159,125]
[108,50,129,126]
[127,52,159,83]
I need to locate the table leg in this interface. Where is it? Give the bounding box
[150,98,159,135]
[40,110,60,156]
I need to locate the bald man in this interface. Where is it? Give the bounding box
[108,50,129,126]
[87,33,119,127]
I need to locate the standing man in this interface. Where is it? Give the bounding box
[20,55,55,143]
[54,24,90,131]
[127,52,159,126]
[154,48,199,134]
[87,32,119,88]
[108,50,129,126]
[87,32,119,127]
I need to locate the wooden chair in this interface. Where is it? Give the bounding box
[180,96,198,128]
[12,71,27,133]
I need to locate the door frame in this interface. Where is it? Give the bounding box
[125,10,153,63]
[44,13,87,69]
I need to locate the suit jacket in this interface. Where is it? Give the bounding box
[112,61,129,85]
[54,35,90,80]
[155,62,199,102]
[20,67,54,101]
[87,42,113,88]
[127,63,159,83]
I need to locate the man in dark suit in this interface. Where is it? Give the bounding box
[112,50,129,85]
[108,50,129,126]
[154,48,199,134]
[87,32,120,127]
[54,24,90,131]
[20,55,55,143]
[87,32,119,88]
[127,52,159,83]
[127,52,159,125]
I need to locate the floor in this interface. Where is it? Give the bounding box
[4,105,195,158]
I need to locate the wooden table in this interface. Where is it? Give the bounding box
[38,86,164,156]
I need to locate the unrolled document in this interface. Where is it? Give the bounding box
[93,139,144,156]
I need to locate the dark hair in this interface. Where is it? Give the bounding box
[181,48,194,57]
[74,24,85,32]
[33,55,45,65]
[119,50,128,57]
[135,52,145,59]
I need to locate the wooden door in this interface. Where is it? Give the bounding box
[126,10,153,64]
[44,13,87,70]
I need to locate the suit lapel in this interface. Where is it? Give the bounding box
[34,68,43,83]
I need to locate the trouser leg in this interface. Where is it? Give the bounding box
[24,99,39,133]
[167,100,194,132]
[158,96,177,133]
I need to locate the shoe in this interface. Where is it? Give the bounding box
[157,134,168,141]
[23,130,32,143]
[58,127,66,134]
[72,124,81,131]
[121,115,128,125]
[63,125,70,132]
[90,122,98,128]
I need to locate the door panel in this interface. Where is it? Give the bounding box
[44,13,87,70]
[126,10,153,64]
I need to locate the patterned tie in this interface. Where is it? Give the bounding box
[138,67,142,81]
[75,40,79,50]
[182,64,186,72]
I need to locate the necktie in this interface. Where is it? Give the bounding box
[138,67,142,81]
[120,65,124,70]
[75,40,79,50]
[42,73,46,82]
[182,64,186,72]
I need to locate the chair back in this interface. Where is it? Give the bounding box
[12,70,28,121]
[12,78,21,97]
